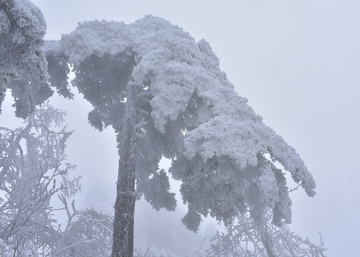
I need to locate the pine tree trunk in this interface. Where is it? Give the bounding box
[112,117,136,257]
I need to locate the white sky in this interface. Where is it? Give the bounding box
[2,0,360,256]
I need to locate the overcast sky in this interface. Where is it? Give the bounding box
[2,0,360,256]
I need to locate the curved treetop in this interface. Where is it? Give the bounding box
[16,15,315,231]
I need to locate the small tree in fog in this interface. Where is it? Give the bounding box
[0,106,75,255]
[2,2,319,257]
[0,106,112,256]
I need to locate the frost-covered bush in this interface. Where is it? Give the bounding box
[53,205,113,257]
[207,212,326,257]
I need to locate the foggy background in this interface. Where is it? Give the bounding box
[1,0,359,256]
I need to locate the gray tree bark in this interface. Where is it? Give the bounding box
[112,89,137,257]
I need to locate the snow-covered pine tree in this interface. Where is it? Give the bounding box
[1,2,318,255]
[40,17,316,257]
